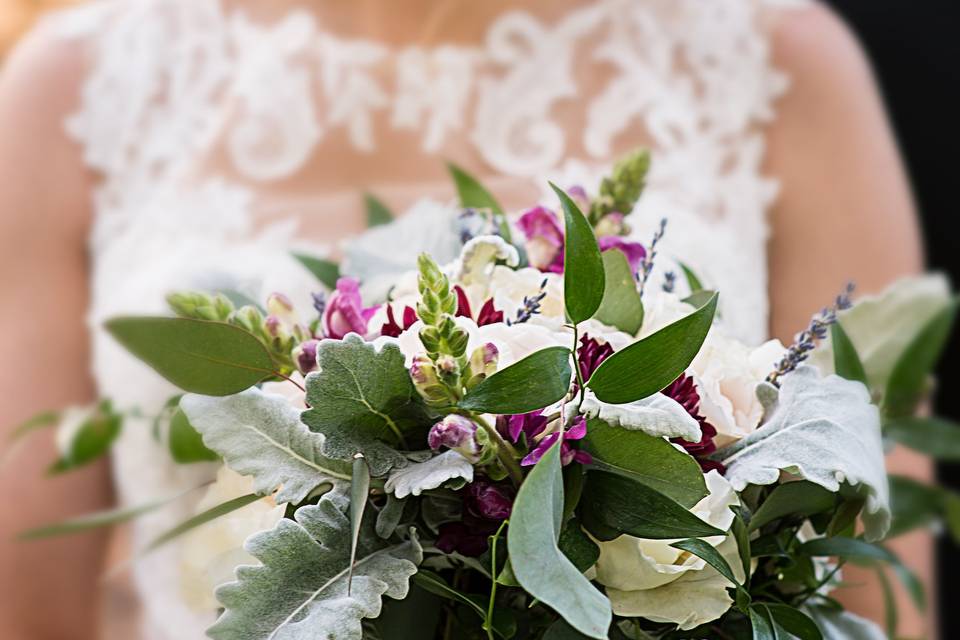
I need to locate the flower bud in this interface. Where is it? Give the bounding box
[428,415,481,460]
[566,184,591,213]
[594,212,627,238]
[465,343,499,389]
[266,292,297,325]
[323,278,377,340]
[231,305,264,334]
[465,478,514,521]
[517,206,564,273]
[410,355,450,405]
[293,339,320,375]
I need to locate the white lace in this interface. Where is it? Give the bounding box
[44,0,804,637]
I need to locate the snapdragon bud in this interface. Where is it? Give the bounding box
[266,292,297,324]
[435,354,461,386]
[428,415,481,461]
[293,339,320,374]
[410,355,450,405]
[167,292,235,321]
[231,305,264,334]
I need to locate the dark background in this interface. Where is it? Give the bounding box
[824,0,959,635]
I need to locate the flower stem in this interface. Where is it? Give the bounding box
[571,323,587,407]
[483,519,509,640]
[474,415,524,487]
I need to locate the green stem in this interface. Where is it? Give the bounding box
[571,323,587,408]
[484,519,509,640]
[474,415,524,487]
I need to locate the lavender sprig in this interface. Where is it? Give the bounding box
[662,270,677,294]
[508,278,548,326]
[767,282,856,386]
[638,218,667,298]
[311,291,327,319]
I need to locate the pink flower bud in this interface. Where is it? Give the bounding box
[517,206,564,273]
[428,415,480,460]
[323,278,379,340]
[293,339,320,374]
[266,292,296,323]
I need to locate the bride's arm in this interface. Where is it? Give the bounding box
[0,24,112,640]
[766,4,933,637]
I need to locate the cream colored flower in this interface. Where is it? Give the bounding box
[179,466,285,611]
[593,471,743,630]
[638,293,695,338]
[690,333,785,446]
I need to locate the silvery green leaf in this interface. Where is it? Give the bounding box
[342,200,462,301]
[209,489,422,640]
[453,235,520,286]
[809,274,952,391]
[574,391,701,441]
[181,389,351,504]
[375,495,408,539]
[384,450,474,499]
[718,366,889,540]
[805,606,885,640]
[302,335,431,476]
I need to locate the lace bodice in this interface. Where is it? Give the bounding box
[46,0,804,637]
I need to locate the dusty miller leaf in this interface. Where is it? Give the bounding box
[574,391,701,441]
[384,450,474,499]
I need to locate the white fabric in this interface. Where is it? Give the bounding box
[43,0,804,637]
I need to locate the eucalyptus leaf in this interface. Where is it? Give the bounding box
[105,317,277,396]
[718,366,889,541]
[551,183,605,324]
[168,407,219,463]
[831,322,867,385]
[209,490,422,640]
[507,441,612,639]
[884,416,960,460]
[587,292,717,403]
[293,253,342,290]
[459,346,572,414]
[582,418,707,507]
[365,192,394,228]
[594,250,643,335]
[302,335,431,475]
[749,481,839,532]
[181,389,352,504]
[384,450,474,499]
[580,471,724,541]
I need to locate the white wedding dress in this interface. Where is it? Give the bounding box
[44,0,805,637]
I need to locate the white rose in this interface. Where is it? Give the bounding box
[488,266,565,321]
[638,293,695,338]
[690,333,786,446]
[593,471,743,630]
[179,466,285,611]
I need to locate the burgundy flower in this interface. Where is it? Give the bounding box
[598,236,647,275]
[454,286,504,326]
[664,374,725,474]
[577,335,614,383]
[436,477,514,557]
[379,304,417,338]
[323,278,379,339]
[521,416,593,467]
[292,339,319,375]
[465,478,514,521]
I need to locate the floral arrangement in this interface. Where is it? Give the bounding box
[12,151,960,640]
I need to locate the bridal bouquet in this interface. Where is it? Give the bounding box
[15,152,959,639]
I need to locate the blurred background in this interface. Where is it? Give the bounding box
[1,0,957,636]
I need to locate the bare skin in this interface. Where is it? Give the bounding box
[0,3,933,638]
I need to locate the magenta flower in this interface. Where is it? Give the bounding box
[598,236,647,275]
[323,278,379,339]
[453,285,504,326]
[517,206,565,273]
[379,304,418,338]
[521,416,592,467]
[664,374,725,474]
[428,415,481,461]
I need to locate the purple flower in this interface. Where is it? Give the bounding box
[323,277,379,339]
[598,236,647,275]
[428,415,481,460]
[517,206,565,273]
[664,374,725,474]
[496,410,550,443]
[465,478,514,520]
[521,416,592,467]
[436,477,515,557]
[292,339,320,374]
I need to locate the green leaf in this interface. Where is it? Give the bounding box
[459,346,572,414]
[168,408,219,463]
[447,162,511,241]
[293,253,342,290]
[679,261,704,293]
[49,401,123,474]
[181,389,352,504]
[209,490,422,640]
[349,454,372,595]
[884,416,960,460]
[543,619,595,639]
[888,475,944,537]
[671,538,740,587]
[6,410,59,444]
[365,192,394,227]
[105,317,277,396]
[412,570,485,618]
[831,323,868,385]
[582,418,707,507]
[507,440,612,639]
[587,292,718,403]
[731,509,752,584]
[946,491,960,544]
[764,604,823,640]
[302,336,431,475]
[883,299,958,417]
[551,183,605,324]
[798,536,894,563]
[593,250,643,335]
[558,518,600,573]
[749,481,839,531]
[140,493,261,555]
[580,471,725,541]
[375,494,409,539]
[750,605,778,640]
[876,566,898,638]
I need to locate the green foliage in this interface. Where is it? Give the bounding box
[593,250,643,335]
[49,400,123,474]
[302,336,431,475]
[365,192,394,227]
[748,481,839,532]
[459,347,572,414]
[507,441,612,639]
[167,291,236,322]
[411,571,516,639]
[105,316,277,395]
[208,490,422,640]
[587,292,718,403]
[551,183,605,324]
[884,416,960,460]
[670,538,742,591]
[589,149,650,222]
[580,471,724,541]
[294,253,342,290]
[447,162,511,241]
[679,261,704,294]
[888,475,960,539]
[765,604,823,640]
[831,322,868,385]
[141,494,261,555]
[349,455,372,593]
[19,491,186,540]
[168,408,219,463]
[582,418,707,507]
[558,518,600,573]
